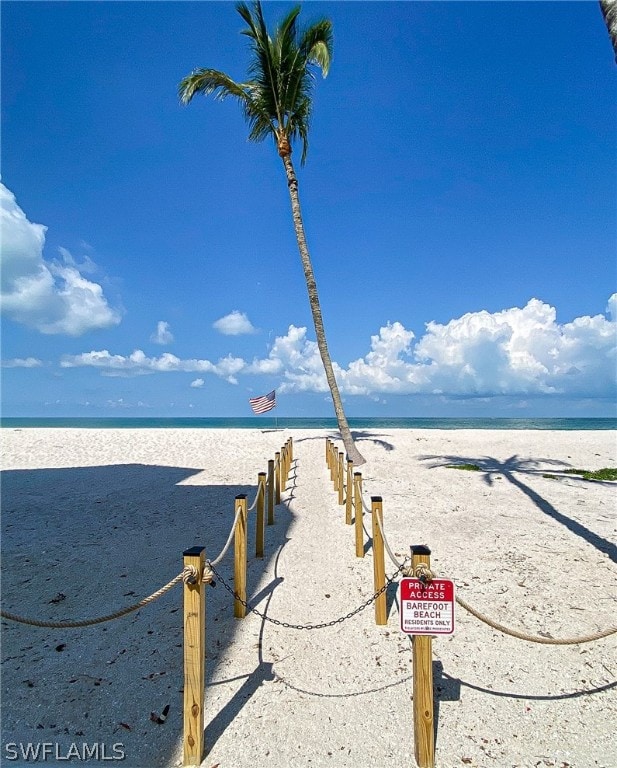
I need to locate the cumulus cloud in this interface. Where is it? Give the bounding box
[213,310,257,335]
[151,320,174,345]
[190,378,205,388]
[1,357,44,368]
[248,324,330,392]
[338,297,617,398]
[56,297,616,401]
[0,183,121,336]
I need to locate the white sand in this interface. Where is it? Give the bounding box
[1,427,616,768]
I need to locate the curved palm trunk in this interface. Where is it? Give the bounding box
[281,153,365,466]
[600,0,617,62]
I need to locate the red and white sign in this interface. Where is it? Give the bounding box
[400,578,455,635]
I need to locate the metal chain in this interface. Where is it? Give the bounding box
[209,561,407,630]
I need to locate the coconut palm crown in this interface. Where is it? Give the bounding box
[179,2,365,465]
[179,2,331,165]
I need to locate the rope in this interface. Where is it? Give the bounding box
[455,593,617,645]
[0,569,190,629]
[209,504,243,567]
[403,563,617,644]
[373,508,406,570]
[2,449,285,628]
[247,487,260,511]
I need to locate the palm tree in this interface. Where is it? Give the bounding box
[179,1,365,465]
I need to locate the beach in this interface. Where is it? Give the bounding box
[1,427,616,768]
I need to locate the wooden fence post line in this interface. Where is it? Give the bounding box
[411,544,435,768]
[345,459,353,524]
[354,473,364,558]
[182,546,205,767]
[267,459,275,525]
[371,497,387,625]
[256,473,266,558]
[234,495,247,618]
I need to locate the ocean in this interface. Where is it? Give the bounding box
[1,417,615,430]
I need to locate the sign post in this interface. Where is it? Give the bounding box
[401,546,456,768]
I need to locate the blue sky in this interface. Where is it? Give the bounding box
[1,1,616,418]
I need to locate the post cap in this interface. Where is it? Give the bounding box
[183,546,206,557]
[411,544,431,556]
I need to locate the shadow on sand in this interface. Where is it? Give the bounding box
[294,430,395,453]
[419,453,617,564]
[1,460,296,768]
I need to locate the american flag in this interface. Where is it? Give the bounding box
[249,390,276,414]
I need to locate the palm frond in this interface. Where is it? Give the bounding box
[178,69,248,104]
[300,19,333,76]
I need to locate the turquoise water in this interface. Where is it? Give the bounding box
[1,417,615,430]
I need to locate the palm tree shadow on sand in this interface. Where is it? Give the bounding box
[419,453,617,564]
[294,430,395,452]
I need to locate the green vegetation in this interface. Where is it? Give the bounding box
[446,463,481,471]
[563,467,617,482]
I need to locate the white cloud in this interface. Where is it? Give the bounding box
[151,320,174,345]
[1,357,44,368]
[57,246,98,275]
[56,297,616,401]
[0,183,121,336]
[190,378,205,388]
[249,324,329,392]
[213,310,257,335]
[337,297,617,398]
[60,349,246,384]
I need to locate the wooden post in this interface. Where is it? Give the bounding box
[354,473,364,558]
[267,459,275,525]
[371,497,387,625]
[289,436,293,465]
[281,444,287,489]
[183,546,205,767]
[234,495,247,618]
[337,452,344,504]
[345,458,353,524]
[275,451,281,505]
[412,544,435,768]
[256,472,266,558]
[328,440,334,480]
